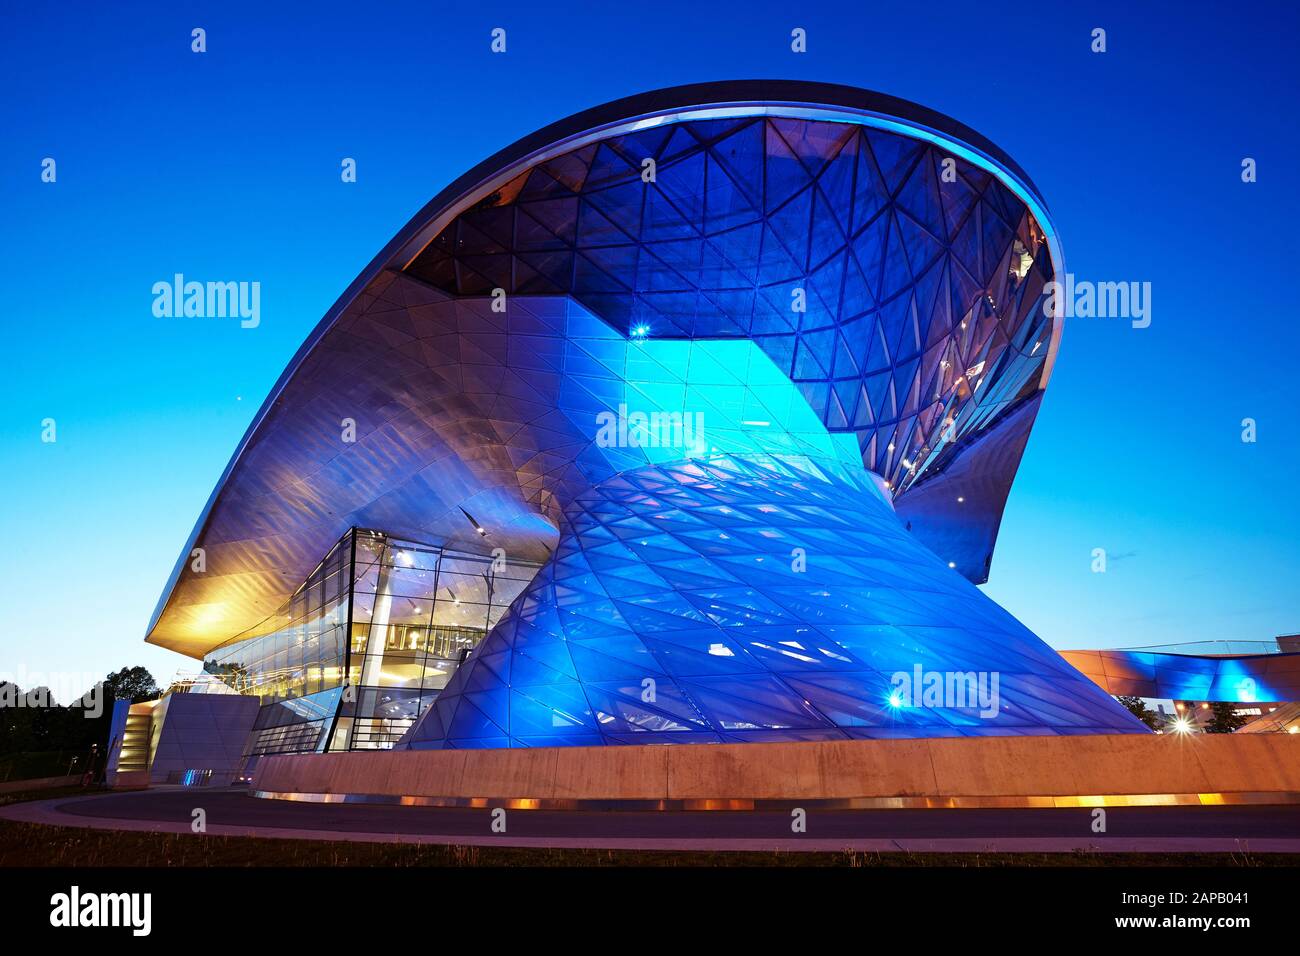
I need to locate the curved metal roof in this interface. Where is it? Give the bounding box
[147,81,1063,659]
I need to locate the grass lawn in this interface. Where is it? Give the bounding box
[2,787,1297,867]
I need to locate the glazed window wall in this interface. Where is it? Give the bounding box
[202,528,539,754]
[202,533,351,704]
[332,531,536,750]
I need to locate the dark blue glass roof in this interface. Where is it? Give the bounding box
[404,113,1056,501]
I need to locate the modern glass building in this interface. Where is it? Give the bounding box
[144,81,1151,760]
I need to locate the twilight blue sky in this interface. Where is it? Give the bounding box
[2,1,1297,693]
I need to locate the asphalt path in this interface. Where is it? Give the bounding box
[5,787,1298,853]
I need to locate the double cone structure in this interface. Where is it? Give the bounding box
[147,81,1146,750]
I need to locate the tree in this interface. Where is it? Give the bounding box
[1204,701,1248,734]
[0,682,38,753]
[0,666,160,772]
[1116,695,1160,730]
[101,667,158,704]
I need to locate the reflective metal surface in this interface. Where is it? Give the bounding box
[148,83,1063,661]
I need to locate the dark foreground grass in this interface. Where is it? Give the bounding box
[2,788,1296,867]
[0,786,91,808]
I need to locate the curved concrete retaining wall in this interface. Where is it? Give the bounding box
[253,734,1300,807]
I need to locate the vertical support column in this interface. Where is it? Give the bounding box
[323,528,357,753]
[360,541,394,689]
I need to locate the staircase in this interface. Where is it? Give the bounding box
[113,711,152,784]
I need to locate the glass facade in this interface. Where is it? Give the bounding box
[404,114,1056,502]
[203,534,352,704]
[201,529,538,755]
[403,454,1146,750]
[337,531,536,750]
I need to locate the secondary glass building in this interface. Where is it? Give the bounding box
[144,81,1150,759]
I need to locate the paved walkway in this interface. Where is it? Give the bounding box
[4,787,1299,853]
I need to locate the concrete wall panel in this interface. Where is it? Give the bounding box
[255,734,1300,803]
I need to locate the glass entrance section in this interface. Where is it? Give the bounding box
[200,529,540,755]
[337,531,537,749]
